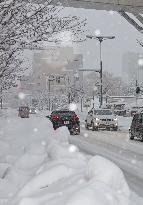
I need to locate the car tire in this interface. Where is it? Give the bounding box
[113,127,118,131]
[75,127,80,135]
[91,122,95,131]
[85,123,89,130]
[106,127,110,131]
[92,122,98,131]
[94,127,98,131]
[139,133,143,142]
[53,125,58,130]
[129,131,134,140]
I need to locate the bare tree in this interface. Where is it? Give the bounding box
[0,0,86,91]
[137,39,143,47]
[84,71,127,97]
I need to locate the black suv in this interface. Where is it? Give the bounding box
[129,111,143,141]
[47,110,80,135]
[18,106,30,118]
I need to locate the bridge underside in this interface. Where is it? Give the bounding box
[59,0,143,12]
[58,0,143,33]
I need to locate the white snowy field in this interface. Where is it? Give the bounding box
[0,109,143,205]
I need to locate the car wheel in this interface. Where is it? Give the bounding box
[106,127,110,131]
[113,127,118,131]
[92,122,98,131]
[139,133,143,142]
[76,131,80,135]
[53,125,58,130]
[91,122,95,131]
[129,131,134,140]
[94,127,98,131]
[75,127,80,135]
[85,122,89,130]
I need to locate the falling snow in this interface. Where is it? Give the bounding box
[18,92,25,100]
[69,103,78,111]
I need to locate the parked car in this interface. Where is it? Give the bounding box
[18,106,30,118]
[130,106,143,117]
[29,108,37,114]
[85,108,118,131]
[129,111,143,141]
[46,109,80,135]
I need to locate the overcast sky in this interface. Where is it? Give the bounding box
[61,7,143,77]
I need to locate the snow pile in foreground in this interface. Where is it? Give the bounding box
[9,130,129,205]
[0,115,142,205]
[13,155,130,205]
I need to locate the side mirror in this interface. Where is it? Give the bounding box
[46,115,51,119]
[139,119,142,123]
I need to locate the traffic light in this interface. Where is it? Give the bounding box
[136,86,141,94]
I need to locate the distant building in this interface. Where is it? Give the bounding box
[31,47,83,93]
[18,48,83,103]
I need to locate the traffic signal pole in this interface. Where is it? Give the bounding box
[136,80,138,107]
[0,87,2,109]
[99,39,103,108]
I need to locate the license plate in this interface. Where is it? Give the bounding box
[64,121,69,125]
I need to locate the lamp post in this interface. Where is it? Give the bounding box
[86,35,115,108]
[0,87,2,109]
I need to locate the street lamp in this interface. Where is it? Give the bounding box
[86,35,115,108]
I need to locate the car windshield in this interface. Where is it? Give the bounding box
[94,110,112,115]
[19,107,29,111]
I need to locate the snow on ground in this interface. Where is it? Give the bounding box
[0,109,142,204]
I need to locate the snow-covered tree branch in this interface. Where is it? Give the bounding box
[0,0,87,90]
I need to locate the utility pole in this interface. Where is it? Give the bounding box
[48,79,51,111]
[99,38,103,107]
[86,35,115,108]
[46,75,55,111]
[0,87,2,109]
[136,79,138,107]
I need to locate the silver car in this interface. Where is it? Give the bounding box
[85,109,118,131]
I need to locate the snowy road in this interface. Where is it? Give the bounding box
[69,124,143,198]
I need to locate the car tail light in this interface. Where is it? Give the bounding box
[52,115,60,121]
[72,115,79,121]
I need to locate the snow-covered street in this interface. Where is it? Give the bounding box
[70,127,143,198]
[0,110,143,204]
[68,114,143,197]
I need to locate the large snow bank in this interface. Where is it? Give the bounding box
[18,164,75,197]
[16,127,87,198]
[0,114,141,205]
[87,156,130,197]
[65,156,130,205]
[47,140,86,161]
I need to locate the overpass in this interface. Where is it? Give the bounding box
[58,0,143,33]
